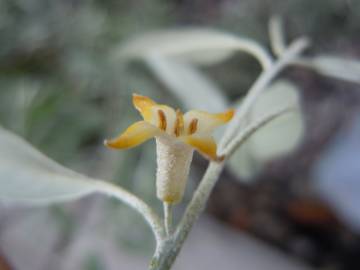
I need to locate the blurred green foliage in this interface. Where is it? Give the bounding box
[83,253,106,270]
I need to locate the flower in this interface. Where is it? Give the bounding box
[105,94,234,204]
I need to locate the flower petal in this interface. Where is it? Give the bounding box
[132,94,178,134]
[182,135,222,161]
[183,109,234,135]
[133,94,157,122]
[104,121,159,149]
[153,105,177,133]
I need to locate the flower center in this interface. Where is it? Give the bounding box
[157,109,199,137]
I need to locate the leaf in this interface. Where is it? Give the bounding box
[249,80,304,162]
[227,140,261,182]
[228,80,304,180]
[309,55,360,84]
[117,28,272,68]
[0,127,97,204]
[145,55,229,112]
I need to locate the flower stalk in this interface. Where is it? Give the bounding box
[163,202,173,236]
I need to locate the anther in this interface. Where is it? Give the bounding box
[157,109,167,131]
[188,118,198,135]
[174,109,184,137]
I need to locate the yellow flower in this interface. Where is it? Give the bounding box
[105,94,234,203]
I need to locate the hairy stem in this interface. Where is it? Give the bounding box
[164,202,173,236]
[269,15,286,56]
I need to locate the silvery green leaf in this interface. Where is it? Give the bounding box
[228,140,261,181]
[228,80,304,180]
[0,127,97,204]
[249,80,304,162]
[145,55,228,111]
[307,55,360,84]
[117,28,272,68]
[228,99,260,180]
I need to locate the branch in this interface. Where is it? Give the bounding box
[95,181,165,243]
[219,37,310,151]
[269,15,286,56]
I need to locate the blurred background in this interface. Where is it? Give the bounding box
[0,0,360,269]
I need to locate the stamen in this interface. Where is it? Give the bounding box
[174,109,184,137]
[157,109,167,131]
[188,118,198,135]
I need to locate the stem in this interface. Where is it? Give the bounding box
[95,180,165,244]
[219,37,310,151]
[163,202,173,236]
[269,15,286,56]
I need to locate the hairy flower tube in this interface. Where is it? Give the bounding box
[105,94,234,204]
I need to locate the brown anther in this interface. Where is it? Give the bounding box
[157,109,167,131]
[174,109,184,137]
[188,118,198,135]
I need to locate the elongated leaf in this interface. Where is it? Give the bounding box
[229,80,304,180]
[145,55,228,111]
[228,140,261,182]
[117,28,272,68]
[0,127,97,204]
[308,55,360,84]
[249,80,304,162]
